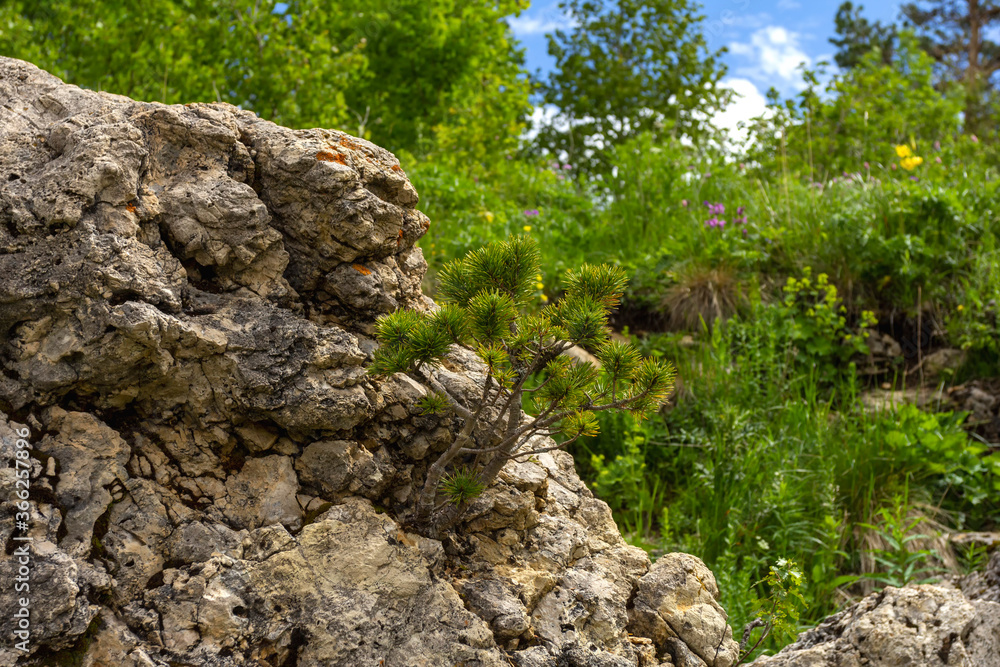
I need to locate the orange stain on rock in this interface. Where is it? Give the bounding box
[316,150,348,165]
[352,264,372,276]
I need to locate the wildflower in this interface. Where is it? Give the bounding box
[958,304,964,312]
[891,163,898,170]
[864,161,870,169]
[935,156,942,164]
[741,228,748,236]
[910,176,919,181]
[536,274,542,281]
[483,211,494,222]
[535,282,544,290]
[540,294,548,302]
[737,206,745,216]
[562,164,572,170]
[523,225,532,232]
[681,199,689,207]
[703,172,712,178]
[523,209,539,216]
[971,134,979,143]
[895,144,912,158]
[934,141,941,151]
[900,156,923,170]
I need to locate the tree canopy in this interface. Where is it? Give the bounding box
[532,0,728,177]
[0,0,531,161]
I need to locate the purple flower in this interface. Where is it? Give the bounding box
[736,206,745,216]
[971,134,979,143]
[681,199,689,207]
[864,162,870,169]
[703,172,712,178]
[523,209,539,216]
[935,156,942,164]
[742,228,748,236]
[562,164,572,170]
[703,200,710,206]
[910,176,919,182]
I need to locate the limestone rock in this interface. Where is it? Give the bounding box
[629,553,738,667]
[749,574,1000,667]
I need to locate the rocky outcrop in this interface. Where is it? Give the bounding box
[749,552,1000,667]
[0,56,737,667]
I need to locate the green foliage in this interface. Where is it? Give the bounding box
[369,236,675,531]
[440,466,486,506]
[747,32,963,179]
[947,235,1000,354]
[0,0,367,130]
[858,500,937,588]
[533,0,728,176]
[588,422,667,553]
[739,559,806,663]
[902,0,1000,136]
[570,308,999,655]
[416,392,451,415]
[0,0,529,160]
[776,269,877,379]
[830,1,896,70]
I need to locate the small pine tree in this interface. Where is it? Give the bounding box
[369,236,676,534]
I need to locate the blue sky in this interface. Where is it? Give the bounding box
[510,0,902,134]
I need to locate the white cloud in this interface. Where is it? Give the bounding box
[712,78,770,148]
[508,13,577,36]
[729,26,811,86]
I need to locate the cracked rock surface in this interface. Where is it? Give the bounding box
[0,56,738,667]
[749,552,1000,667]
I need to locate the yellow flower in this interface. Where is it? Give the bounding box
[957,304,965,312]
[900,155,924,170]
[483,211,494,222]
[535,282,544,290]
[523,225,532,232]
[540,294,548,302]
[895,144,912,158]
[535,274,542,281]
